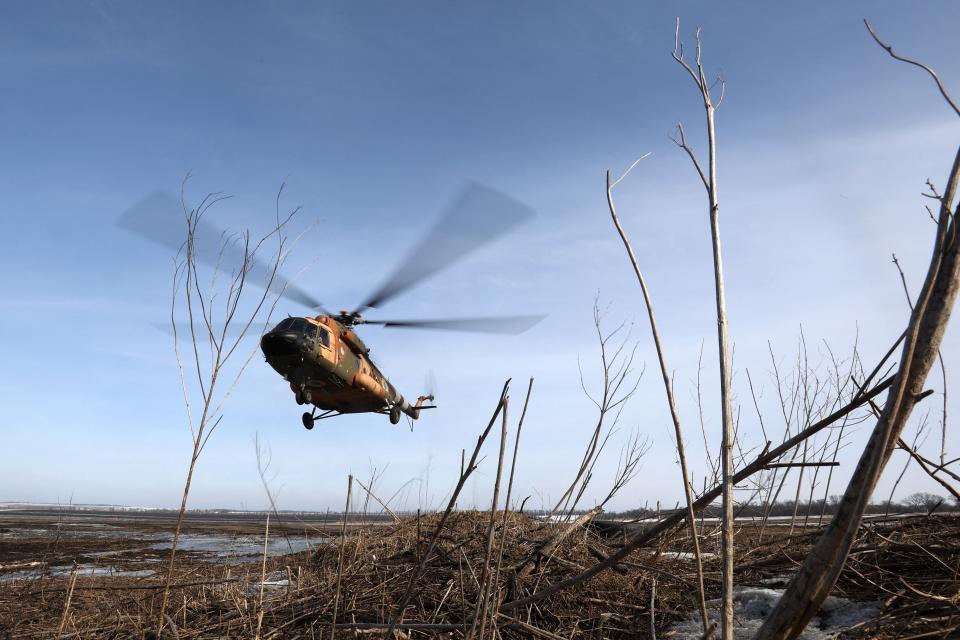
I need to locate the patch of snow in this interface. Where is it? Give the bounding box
[669,587,880,639]
[758,575,791,588]
[659,551,717,561]
[242,570,296,596]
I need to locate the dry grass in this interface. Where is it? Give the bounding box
[1,512,957,639]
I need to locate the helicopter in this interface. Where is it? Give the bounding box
[120,182,544,429]
[259,308,540,429]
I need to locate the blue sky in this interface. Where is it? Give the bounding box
[1,2,958,511]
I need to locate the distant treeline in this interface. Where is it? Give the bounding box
[10,493,957,520]
[607,491,959,520]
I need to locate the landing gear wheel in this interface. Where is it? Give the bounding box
[296,386,312,405]
[389,406,401,425]
[302,412,315,430]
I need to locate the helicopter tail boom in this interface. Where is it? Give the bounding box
[395,393,436,420]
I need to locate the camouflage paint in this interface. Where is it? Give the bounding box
[262,315,431,420]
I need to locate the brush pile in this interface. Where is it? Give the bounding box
[3,511,958,638]
[807,515,959,639]
[733,514,960,639]
[195,511,681,639]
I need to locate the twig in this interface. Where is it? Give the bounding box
[863,20,960,118]
[649,577,657,640]
[354,477,401,524]
[162,614,181,640]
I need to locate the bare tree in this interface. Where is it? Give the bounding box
[157,183,300,630]
[902,491,945,513]
[671,20,736,639]
[551,300,644,518]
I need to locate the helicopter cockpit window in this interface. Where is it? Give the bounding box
[274,318,310,334]
[317,328,331,348]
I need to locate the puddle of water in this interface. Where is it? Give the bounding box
[148,534,325,564]
[0,527,167,541]
[0,570,42,583]
[84,549,129,558]
[0,564,156,583]
[1,526,327,569]
[0,528,57,538]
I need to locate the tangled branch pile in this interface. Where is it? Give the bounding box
[7,511,958,639]
[734,515,960,639]
[193,511,686,639]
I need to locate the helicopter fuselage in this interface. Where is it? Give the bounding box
[260,315,430,423]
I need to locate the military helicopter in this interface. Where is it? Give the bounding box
[121,183,544,429]
[260,308,540,429]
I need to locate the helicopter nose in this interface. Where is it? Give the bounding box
[260,331,301,357]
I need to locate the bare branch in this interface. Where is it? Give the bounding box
[864,19,960,118]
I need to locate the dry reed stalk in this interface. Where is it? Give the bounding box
[355,478,401,524]
[331,475,353,640]
[488,378,533,629]
[255,513,270,640]
[648,577,657,640]
[56,565,78,639]
[471,394,509,640]
[606,161,710,634]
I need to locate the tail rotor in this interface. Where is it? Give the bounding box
[423,370,437,403]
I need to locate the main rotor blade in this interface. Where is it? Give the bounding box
[362,314,546,335]
[118,191,326,311]
[355,182,535,312]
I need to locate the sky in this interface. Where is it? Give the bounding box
[1,1,959,512]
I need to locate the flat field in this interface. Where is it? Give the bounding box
[1,508,956,638]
